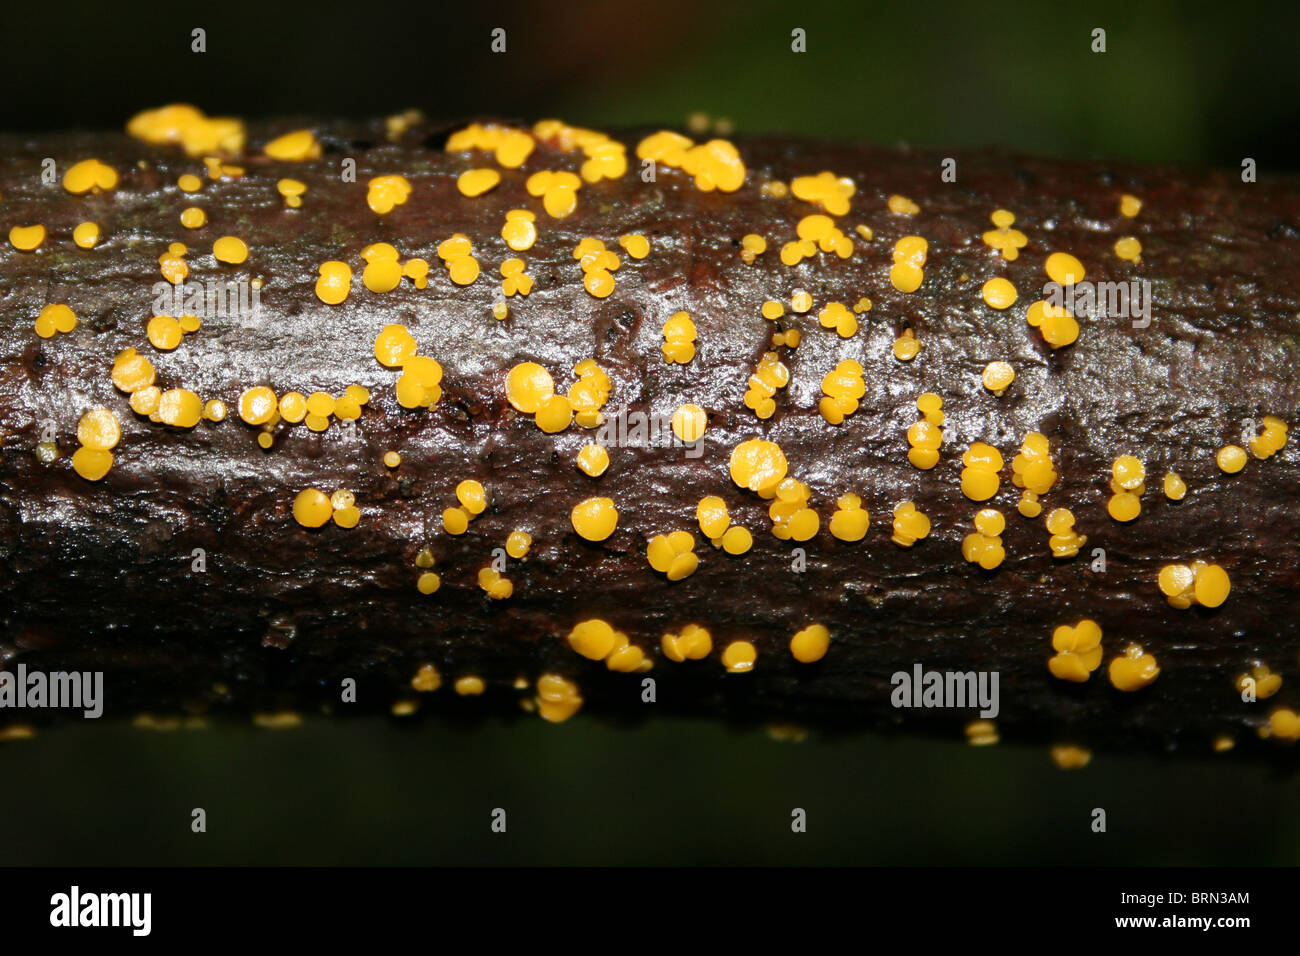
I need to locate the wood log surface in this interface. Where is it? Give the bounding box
[1,110,1298,758]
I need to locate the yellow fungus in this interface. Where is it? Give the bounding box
[333,506,361,529]
[535,674,582,723]
[457,168,500,197]
[697,496,730,539]
[367,174,413,215]
[662,312,697,364]
[965,721,999,746]
[442,507,471,535]
[179,206,207,229]
[502,217,537,251]
[72,221,101,249]
[270,392,303,424]
[1264,709,1300,742]
[293,489,332,528]
[1216,445,1247,474]
[454,676,486,696]
[1111,455,1145,491]
[891,500,930,547]
[790,624,829,663]
[478,567,514,599]
[1193,564,1231,607]
[264,129,320,161]
[1047,619,1104,682]
[1108,644,1159,691]
[313,261,351,303]
[619,233,650,259]
[71,447,113,481]
[887,194,919,215]
[729,439,788,496]
[1163,471,1187,500]
[671,404,707,443]
[447,256,480,285]
[157,389,203,428]
[505,362,555,413]
[63,158,118,194]
[1045,251,1085,285]
[363,259,403,293]
[721,641,757,673]
[416,572,441,595]
[209,235,247,264]
[129,387,161,416]
[177,173,203,193]
[1114,236,1142,263]
[1119,194,1142,218]
[889,262,923,293]
[235,386,276,426]
[543,184,578,218]
[576,443,610,477]
[960,442,1003,502]
[571,497,618,541]
[893,330,920,361]
[373,324,418,368]
[569,619,619,660]
[982,361,1015,394]
[303,391,333,418]
[34,303,77,339]
[109,348,153,394]
[1235,664,1281,700]
[455,480,488,516]
[10,224,45,251]
[1040,310,1080,349]
[505,531,532,559]
[721,525,753,554]
[981,278,1017,310]
[646,531,698,580]
[1107,492,1141,522]
[1050,744,1092,769]
[76,409,120,451]
[662,624,712,662]
[829,496,870,542]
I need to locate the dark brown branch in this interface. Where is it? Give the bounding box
[0,115,1298,759]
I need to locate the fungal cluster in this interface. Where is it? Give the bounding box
[4,103,1295,753]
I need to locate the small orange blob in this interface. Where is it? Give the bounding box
[571,497,618,541]
[293,489,332,528]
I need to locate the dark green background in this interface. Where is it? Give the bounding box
[2,1,1298,865]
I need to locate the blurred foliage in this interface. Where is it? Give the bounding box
[4,0,1299,168]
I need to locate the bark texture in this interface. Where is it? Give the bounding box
[0,116,1298,756]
